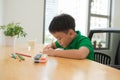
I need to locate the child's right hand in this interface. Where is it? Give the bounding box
[43,44,53,50]
[43,42,56,50]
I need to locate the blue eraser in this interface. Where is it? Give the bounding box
[34,54,41,60]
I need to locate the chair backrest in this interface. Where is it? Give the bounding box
[115,40,120,65]
[110,40,120,69]
[94,52,111,65]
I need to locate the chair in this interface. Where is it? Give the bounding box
[110,40,120,69]
[115,40,120,65]
[94,52,111,65]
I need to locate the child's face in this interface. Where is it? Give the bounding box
[52,30,75,48]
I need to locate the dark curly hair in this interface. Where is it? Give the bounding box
[49,14,75,33]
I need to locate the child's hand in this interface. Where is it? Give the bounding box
[43,48,55,56]
[43,44,53,50]
[43,42,56,50]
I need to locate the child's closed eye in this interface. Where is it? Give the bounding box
[57,37,62,40]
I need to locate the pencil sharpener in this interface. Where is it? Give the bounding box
[34,54,47,63]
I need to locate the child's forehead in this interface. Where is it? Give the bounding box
[52,31,67,37]
[53,31,66,35]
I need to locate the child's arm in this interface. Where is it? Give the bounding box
[43,46,89,59]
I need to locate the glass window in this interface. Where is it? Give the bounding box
[89,0,112,29]
[91,33,109,49]
[91,32,120,50]
[44,0,112,44]
[91,0,109,15]
[44,0,88,44]
[90,17,109,29]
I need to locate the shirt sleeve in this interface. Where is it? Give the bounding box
[78,37,94,60]
[78,37,94,53]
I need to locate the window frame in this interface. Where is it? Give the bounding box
[88,28,120,50]
[87,0,112,35]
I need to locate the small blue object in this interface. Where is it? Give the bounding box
[34,54,42,63]
[34,54,41,60]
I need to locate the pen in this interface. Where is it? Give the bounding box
[51,38,54,48]
[15,52,32,57]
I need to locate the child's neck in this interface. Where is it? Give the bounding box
[72,32,77,40]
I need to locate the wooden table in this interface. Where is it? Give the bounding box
[0,45,120,80]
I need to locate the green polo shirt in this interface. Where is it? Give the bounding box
[55,31,94,60]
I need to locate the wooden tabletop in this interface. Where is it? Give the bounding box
[0,45,120,80]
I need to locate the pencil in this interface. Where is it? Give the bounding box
[51,38,54,48]
[15,52,32,57]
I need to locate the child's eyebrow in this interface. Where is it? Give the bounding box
[56,35,60,38]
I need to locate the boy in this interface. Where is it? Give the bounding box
[43,14,94,60]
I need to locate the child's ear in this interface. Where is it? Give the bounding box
[68,29,74,36]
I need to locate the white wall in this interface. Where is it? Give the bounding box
[3,0,44,44]
[0,0,3,24]
[0,0,3,45]
[111,0,120,28]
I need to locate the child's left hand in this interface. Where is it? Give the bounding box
[43,48,55,56]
